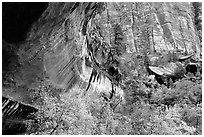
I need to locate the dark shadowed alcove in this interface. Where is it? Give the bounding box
[2,2,48,43]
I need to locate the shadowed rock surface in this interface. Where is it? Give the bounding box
[2,2,202,135]
[15,2,201,90]
[2,96,38,135]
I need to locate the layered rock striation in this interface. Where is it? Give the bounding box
[16,2,201,91]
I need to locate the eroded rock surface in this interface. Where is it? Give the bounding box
[2,2,202,135]
[15,2,201,91]
[2,2,200,100]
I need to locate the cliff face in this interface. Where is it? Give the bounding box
[17,2,106,90]
[2,2,202,135]
[94,2,201,56]
[16,2,201,91]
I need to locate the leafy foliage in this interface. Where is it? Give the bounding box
[118,64,202,135]
[26,70,200,135]
[2,2,202,135]
[27,80,133,135]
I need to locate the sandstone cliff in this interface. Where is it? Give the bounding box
[16,2,201,91]
[2,2,202,135]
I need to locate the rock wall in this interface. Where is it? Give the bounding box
[2,96,38,134]
[17,2,201,91]
[94,2,201,57]
[17,3,106,90]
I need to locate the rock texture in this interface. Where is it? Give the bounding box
[2,2,202,135]
[16,2,201,91]
[17,2,106,90]
[2,96,38,135]
[94,2,201,56]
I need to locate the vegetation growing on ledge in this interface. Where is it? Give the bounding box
[2,2,202,135]
[24,72,201,135]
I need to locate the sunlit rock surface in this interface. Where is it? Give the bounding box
[2,2,202,135]
[16,2,201,91]
[94,2,201,56]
